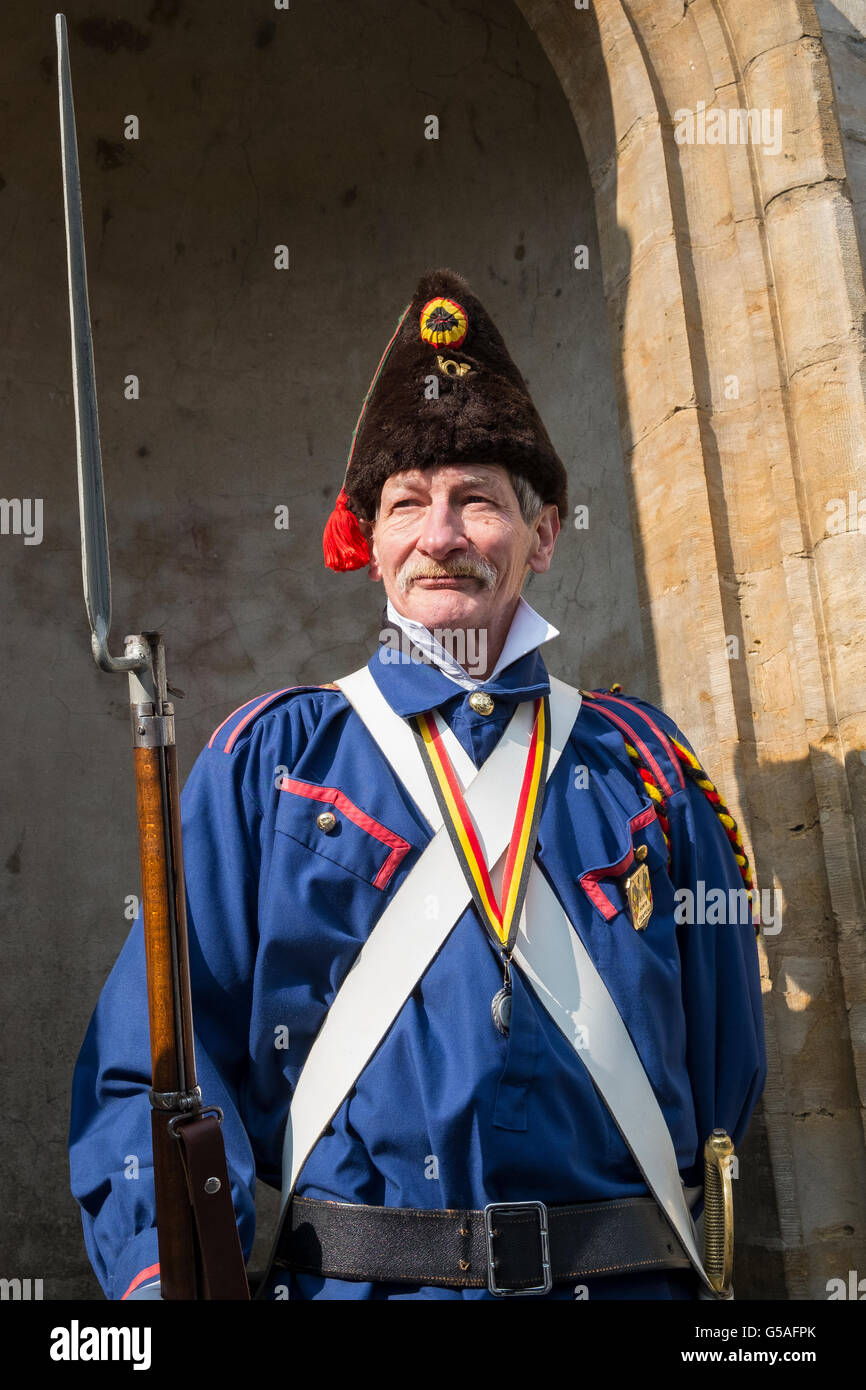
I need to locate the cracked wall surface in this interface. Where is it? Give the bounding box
[0,0,638,1296]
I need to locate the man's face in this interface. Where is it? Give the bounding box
[362,463,560,637]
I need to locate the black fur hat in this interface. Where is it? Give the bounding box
[323,267,568,570]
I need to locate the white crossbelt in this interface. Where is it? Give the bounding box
[269,664,714,1295]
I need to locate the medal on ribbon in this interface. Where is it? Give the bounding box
[413,698,550,1031]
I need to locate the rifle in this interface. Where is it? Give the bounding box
[56,12,249,1300]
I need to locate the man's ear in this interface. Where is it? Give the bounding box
[527,503,560,575]
[358,517,382,581]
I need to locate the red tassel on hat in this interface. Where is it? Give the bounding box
[322,487,370,571]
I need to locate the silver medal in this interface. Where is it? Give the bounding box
[491,985,512,1036]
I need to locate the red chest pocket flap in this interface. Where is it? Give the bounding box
[578,802,668,922]
[275,777,412,891]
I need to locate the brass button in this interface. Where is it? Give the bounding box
[468,691,494,716]
[316,811,337,832]
[635,844,648,862]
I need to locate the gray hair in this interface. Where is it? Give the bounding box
[509,472,545,525]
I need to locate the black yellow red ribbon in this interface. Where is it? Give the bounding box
[413,698,550,955]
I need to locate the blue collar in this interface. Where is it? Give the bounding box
[367,615,553,717]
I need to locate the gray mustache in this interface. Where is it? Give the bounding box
[398,557,497,591]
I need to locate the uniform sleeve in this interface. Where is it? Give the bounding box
[662,725,767,1184]
[68,725,267,1300]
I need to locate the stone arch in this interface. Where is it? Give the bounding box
[516,0,866,1297]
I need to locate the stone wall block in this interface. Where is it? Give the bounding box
[608,239,696,450]
[768,188,866,381]
[717,0,823,65]
[747,37,848,208]
[594,122,674,291]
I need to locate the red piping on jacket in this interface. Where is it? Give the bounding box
[596,693,687,792]
[587,702,675,799]
[121,1262,160,1301]
[208,686,304,752]
[579,804,657,921]
[279,777,411,890]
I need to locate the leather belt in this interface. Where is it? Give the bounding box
[274,1194,693,1295]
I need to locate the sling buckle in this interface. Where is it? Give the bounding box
[484,1200,552,1296]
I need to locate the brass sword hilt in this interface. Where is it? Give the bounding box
[703,1128,735,1297]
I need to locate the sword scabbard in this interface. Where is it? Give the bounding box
[703,1128,735,1297]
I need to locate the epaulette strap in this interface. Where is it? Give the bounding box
[580,689,674,866]
[208,682,341,754]
[622,735,672,865]
[581,686,757,931]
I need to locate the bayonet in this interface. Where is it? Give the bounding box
[56,12,248,1300]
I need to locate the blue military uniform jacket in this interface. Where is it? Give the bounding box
[69,625,766,1301]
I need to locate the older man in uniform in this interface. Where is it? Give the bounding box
[69,268,766,1301]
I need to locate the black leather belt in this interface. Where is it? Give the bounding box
[274,1194,692,1295]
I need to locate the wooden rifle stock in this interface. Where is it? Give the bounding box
[134,739,198,1299]
[129,633,249,1300]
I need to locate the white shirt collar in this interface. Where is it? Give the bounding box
[384,594,559,692]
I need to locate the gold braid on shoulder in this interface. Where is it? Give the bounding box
[668,735,756,900]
